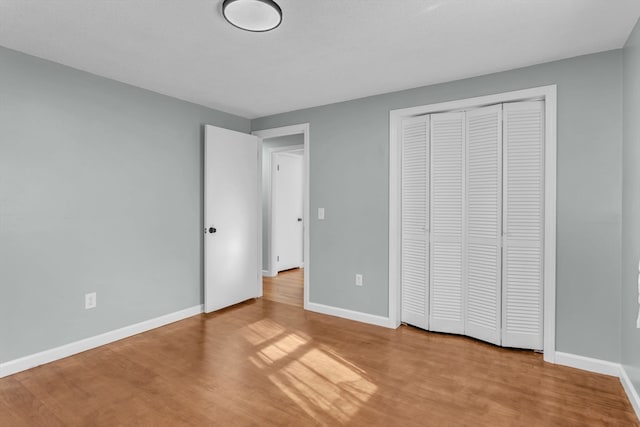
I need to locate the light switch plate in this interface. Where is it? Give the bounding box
[318,208,325,220]
[85,292,97,309]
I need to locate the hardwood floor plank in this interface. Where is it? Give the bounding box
[0,377,65,427]
[263,268,304,307]
[1,296,638,426]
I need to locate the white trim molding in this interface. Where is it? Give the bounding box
[620,365,640,420]
[555,351,621,377]
[306,302,395,329]
[555,352,640,421]
[253,123,310,310]
[0,305,203,379]
[389,85,558,362]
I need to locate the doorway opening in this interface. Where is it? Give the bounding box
[263,268,303,307]
[253,124,310,309]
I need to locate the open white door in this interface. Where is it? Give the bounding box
[273,152,304,272]
[204,125,261,313]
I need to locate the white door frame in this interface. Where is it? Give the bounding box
[265,145,304,276]
[389,85,557,363]
[253,124,310,310]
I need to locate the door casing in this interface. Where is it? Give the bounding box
[253,124,311,310]
[389,85,557,363]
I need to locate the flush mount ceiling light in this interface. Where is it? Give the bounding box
[222,0,282,32]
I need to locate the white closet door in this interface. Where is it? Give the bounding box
[429,111,465,334]
[502,101,544,350]
[465,105,503,345]
[401,116,430,329]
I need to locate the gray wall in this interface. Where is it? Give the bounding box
[261,134,304,270]
[623,18,640,396]
[252,50,624,362]
[0,42,628,369]
[0,46,250,363]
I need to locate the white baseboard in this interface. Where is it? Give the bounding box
[262,269,277,277]
[620,365,640,420]
[0,304,203,379]
[555,352,639,421]
[305,302,394,329]
[555,351,621,377]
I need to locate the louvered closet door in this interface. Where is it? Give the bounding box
[464,105,503,345]
[401,116,430,329]
[429,112,465,334]
[502,101,544,350]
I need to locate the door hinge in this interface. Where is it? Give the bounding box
[277,255,280,262]
[277,164,280,171]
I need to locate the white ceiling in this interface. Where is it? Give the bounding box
[1,0,639,119]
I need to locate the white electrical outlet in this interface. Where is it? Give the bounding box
[355,274,363,287]
[85,292,97,309]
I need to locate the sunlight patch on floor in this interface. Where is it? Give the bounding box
[242,318,286,346]
[267,348,378,423]
[242,319,377,423]
[256,333,308,365]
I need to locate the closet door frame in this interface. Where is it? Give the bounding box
[389,85,557,363]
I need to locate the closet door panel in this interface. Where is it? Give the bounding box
[429,111,465,334]
[431,240,463,329]
[502,101,544,350]
[401,116,430,329]
[465,105,503,345]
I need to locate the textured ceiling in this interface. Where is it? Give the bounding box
[1,0,639,118]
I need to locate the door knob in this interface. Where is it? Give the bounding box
[297,218,303,222]
[209,227,217,234]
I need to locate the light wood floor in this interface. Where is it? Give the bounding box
[1,288,638,426]
[263,268,304,307]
